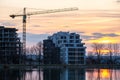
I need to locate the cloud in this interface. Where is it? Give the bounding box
[92,33,120,38]
[99,13,120,18]
[32,25,41,27]
[81,35,94,41]
[31,24,46,27]
[77,31,85,34]
[0,21,16,26]
[116,0,120,3]
[81,33,120,41]
[101,26,120,32]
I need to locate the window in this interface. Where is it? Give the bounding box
[64,36,66,39]
[70,36,74,39]
[65,44,68,47]
[76,40,79,43]
[68,48,75,51]
[69,44,74,47]
[61,36,63,39]
[69,61,75,64]
[70,40,74,43]
[64,40,66,43]
[76,35,79,39]
[77,44,83,47]
[78,48,84,51]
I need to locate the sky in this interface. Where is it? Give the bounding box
[0,0,120,52]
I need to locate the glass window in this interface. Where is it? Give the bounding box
[70,36,74,39]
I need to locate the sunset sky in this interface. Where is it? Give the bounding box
[0,0,120,52]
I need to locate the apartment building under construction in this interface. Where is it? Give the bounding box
[0,26,22,64]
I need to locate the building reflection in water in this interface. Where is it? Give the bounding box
[1,68,120,80]
[43,68,60,80]
[24,69,43,80]
[0,69,43,80]
[0,69,21,80]
[43,68,85,80]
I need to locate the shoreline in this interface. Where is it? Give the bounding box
[0,64,120,69]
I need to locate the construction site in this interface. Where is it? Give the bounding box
[0,26,22,64]
[0,7,78,64]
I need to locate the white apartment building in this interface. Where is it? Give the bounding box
[48,31,86,64]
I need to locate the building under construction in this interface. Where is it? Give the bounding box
[0,26,22,64]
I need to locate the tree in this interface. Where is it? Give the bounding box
[91,43,105,64]
[113,43,119,56]
[30,42,43,55]
[107,43,113,64]
[36,42,43,64]
[107,43,119,64]
[27,41,43,64]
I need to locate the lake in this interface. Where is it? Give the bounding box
[0,68,120,80]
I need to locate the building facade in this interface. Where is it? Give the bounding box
[44,31,86,64]
[0,26,22,64]
[43,40,60,64]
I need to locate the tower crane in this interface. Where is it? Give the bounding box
[10,7,78,55]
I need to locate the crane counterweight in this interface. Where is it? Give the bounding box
[10,15,15,18]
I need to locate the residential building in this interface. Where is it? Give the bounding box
[43,40,60,64]
[44,31,86,64]
[0,26,22,64]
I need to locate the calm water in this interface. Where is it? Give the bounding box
[0,68,120,80]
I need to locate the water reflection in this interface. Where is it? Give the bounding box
[43,68,85,80]
[0,69,20,80]
[86,68,120,80]
[0,69,43,80]
[0,68,120,80]
[44,68,60,80]
[25,69,43,80]
[60,68,85,80]
[100,69,110,79]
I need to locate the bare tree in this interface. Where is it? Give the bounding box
[30,42,42,55]
[113,43,119,56]
[26,47,30,54]
[36,41,43,56]
[28,42,43,64]
[107,43,113,64]
[36,42,43,64]
[107,43,120,64]
[91,43,105,64]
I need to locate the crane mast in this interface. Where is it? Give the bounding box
[23,8,26,55]
[10,7,78,56]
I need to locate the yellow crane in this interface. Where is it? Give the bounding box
[10,7,78,55]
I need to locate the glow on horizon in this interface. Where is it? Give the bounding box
[89,37,119,44]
